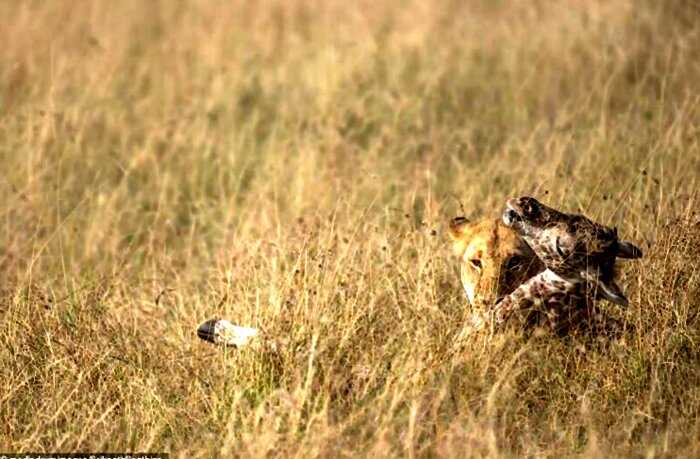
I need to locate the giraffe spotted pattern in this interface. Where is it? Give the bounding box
[492,196,643,330]
[502,196,642,305]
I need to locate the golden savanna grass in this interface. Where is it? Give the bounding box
[2,0,700,456]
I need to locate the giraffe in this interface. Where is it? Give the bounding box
[493,196,643,327]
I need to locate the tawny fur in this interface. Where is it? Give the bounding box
[448,217,544,313]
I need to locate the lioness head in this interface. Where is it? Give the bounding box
[448,217,544,311]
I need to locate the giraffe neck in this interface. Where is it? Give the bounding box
[492,269,584,325]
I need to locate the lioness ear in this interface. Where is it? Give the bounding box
[448,217,472,257]
[617,240,643,259]
[448,216,470,240]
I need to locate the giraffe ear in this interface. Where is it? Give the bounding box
[617,241,643,259]
[596,280,629,306]
[448,217,470,240]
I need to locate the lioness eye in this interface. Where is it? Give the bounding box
[469,259,482,270]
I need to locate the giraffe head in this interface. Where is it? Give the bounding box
[502,196,642,306]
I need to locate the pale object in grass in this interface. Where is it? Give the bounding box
[197,319,259,348]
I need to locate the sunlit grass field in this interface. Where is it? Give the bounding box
[2,0,700,456]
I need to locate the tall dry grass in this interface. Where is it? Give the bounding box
[1,0,700,456]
